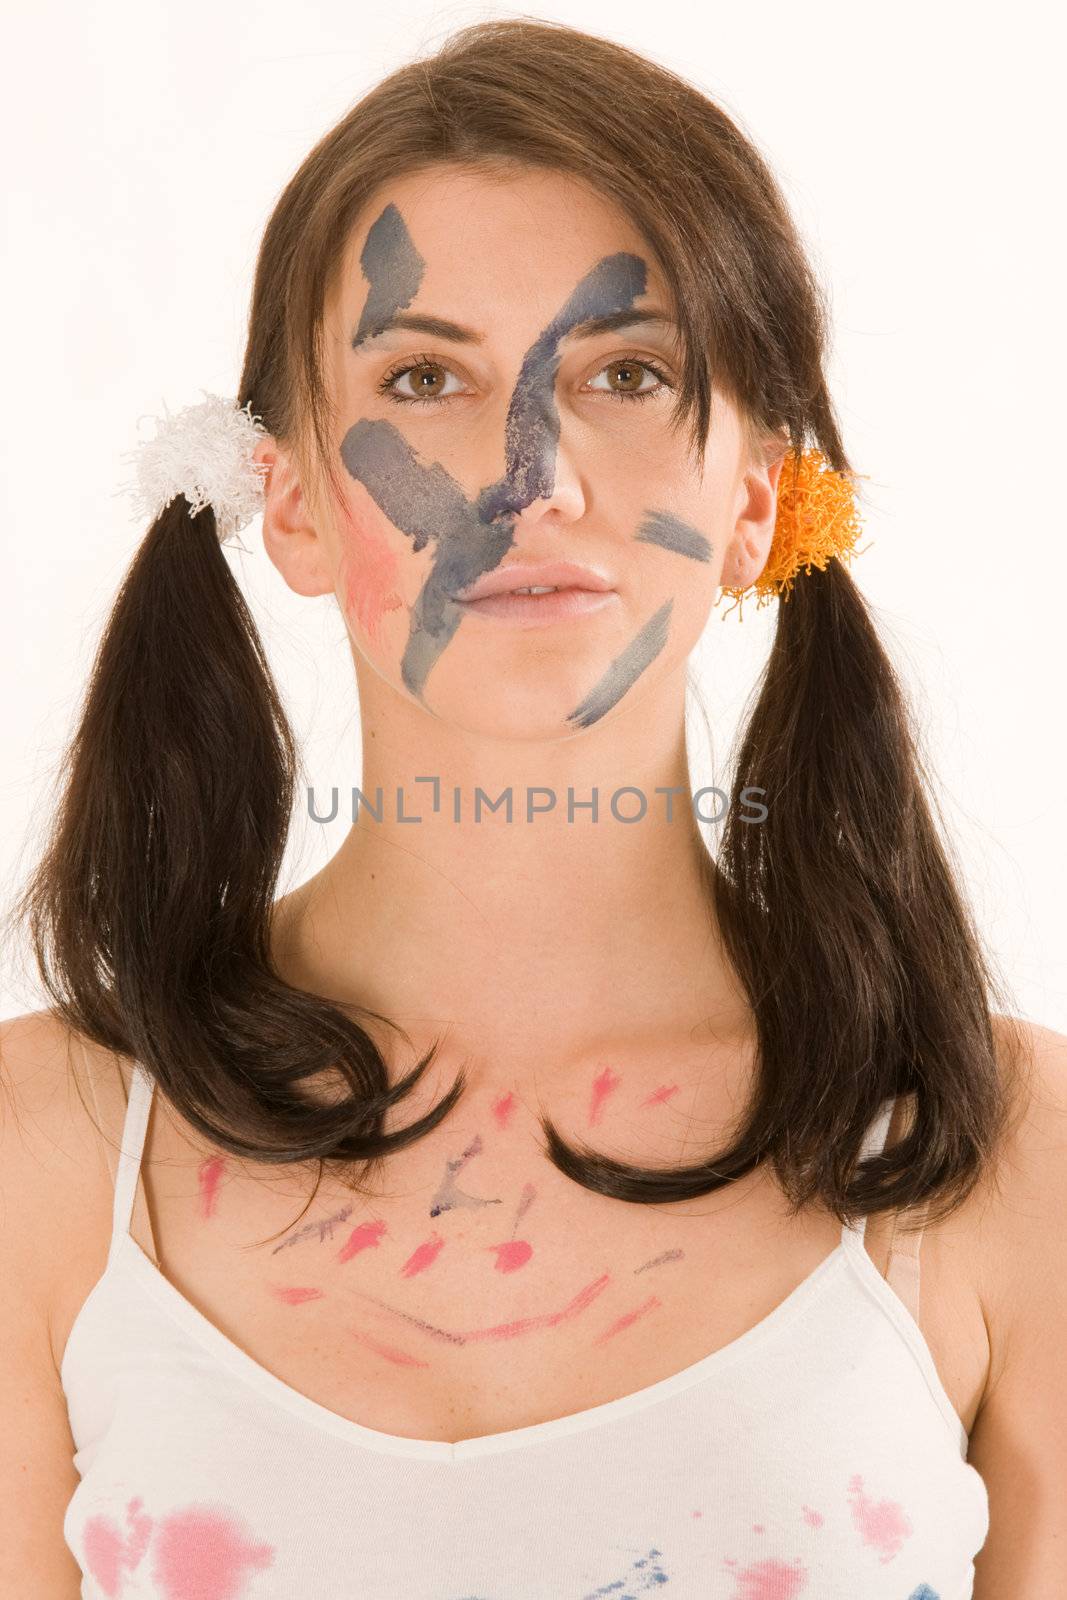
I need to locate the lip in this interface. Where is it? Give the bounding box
[454,588,619,626]
[451,560,615,603]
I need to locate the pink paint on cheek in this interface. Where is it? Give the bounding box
[588,1063,621,1126]
[270,1284,325,1305]
[846,1472,913,1562]
[491,1090,517,1130]
[336,493,403,644]
[152,1505,274,1600]
[489,1238,533,1272]
[640,1082,680,1108]
[801,1504,824,1529]
[337,1216,387,1263]
[197,1157,226,1220]
[722,1556,809,1598]
[83,1498,153,1596]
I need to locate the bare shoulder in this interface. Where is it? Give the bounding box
[0,1010,124,1595]
[0,1011,121,1345]
[968,1012,1067,1595]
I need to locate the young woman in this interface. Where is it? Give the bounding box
[2,18,1064,1599]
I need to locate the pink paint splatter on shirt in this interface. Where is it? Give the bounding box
[592,1292,662,1346]
[152,1505,274,1600]
[337,1216,387,1264]
[801,1504,824,1529]
[400,1230,445,1277]
[588,1064,621,1126]
[269,1284,325,1305]
[847,1471,913,1562]
[724,1555,809,1598]
[640,1082,680,1107]
[490,1090,517,1130]
[752,1523,765,1533]
[83,1497,153,1596]
[197,1157,226,1221]
[490,1238,533,1272]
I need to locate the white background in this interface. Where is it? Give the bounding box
[2,0,1063,1029]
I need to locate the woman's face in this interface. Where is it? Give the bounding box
[287,163,777,738]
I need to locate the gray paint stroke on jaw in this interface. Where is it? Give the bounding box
[635,510,713,563]
[566,599,674,729]
[351,203,425,348]
[340,237,653,700]
[476,252,648,524]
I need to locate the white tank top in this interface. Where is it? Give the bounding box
[61,1062,989,1599]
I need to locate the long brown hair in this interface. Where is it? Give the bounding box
[8,18,1029,1229]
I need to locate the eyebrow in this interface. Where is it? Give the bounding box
[350,307,675,351]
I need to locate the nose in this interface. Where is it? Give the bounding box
[480,434,587,527]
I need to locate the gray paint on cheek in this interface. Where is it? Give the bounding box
[351,203,426,348]
[476,252,648,524]
[565,599,674,729]
[635,510,714,563]
[340,418,515,698]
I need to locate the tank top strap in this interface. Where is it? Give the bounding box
[839,1093,898,1249]
[840,1091,929,1324]
[106,1060,157,1266]
[882,1198,929,1323]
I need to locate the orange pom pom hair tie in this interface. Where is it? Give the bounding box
[716,447,872,621]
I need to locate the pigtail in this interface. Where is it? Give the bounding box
[709,557,1026,1229]
[15,494,464,1184]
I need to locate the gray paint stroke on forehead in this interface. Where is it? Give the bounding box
[635,511,714,563]
[351,203,426,348]
[476,252,648,525]
[566,599,674,729]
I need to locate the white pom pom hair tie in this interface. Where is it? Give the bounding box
[116,391,270,545]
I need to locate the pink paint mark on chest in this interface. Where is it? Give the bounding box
[337,1216,387,1263]
[270,1284,325,1305]
[592,1291,662,1346]
[152,1504,274,1600]
[400,1229,445,1277]
[490,1090,517,1130]
[336,494,403,645]
[350,1326,431,1367]
[82,1497,153,1596]
[513,1181,536,1224]
[846,1472,913,1562]
[801,1504,824,1529]
[639,1082,680,1108]
[723,1555,809,1598]
[588,1063,621,1126]
[196,1158,226,1220]
[464,1270,612,1342]
[489,1237,533,1272]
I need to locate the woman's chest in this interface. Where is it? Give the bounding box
[59,1074,991,1448]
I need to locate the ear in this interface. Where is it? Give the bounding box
[253,437,334,598]
[718,437,788,592]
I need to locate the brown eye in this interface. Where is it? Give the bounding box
[407,361,448,396]
[586,358,667,399]
[605,360,648,393]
